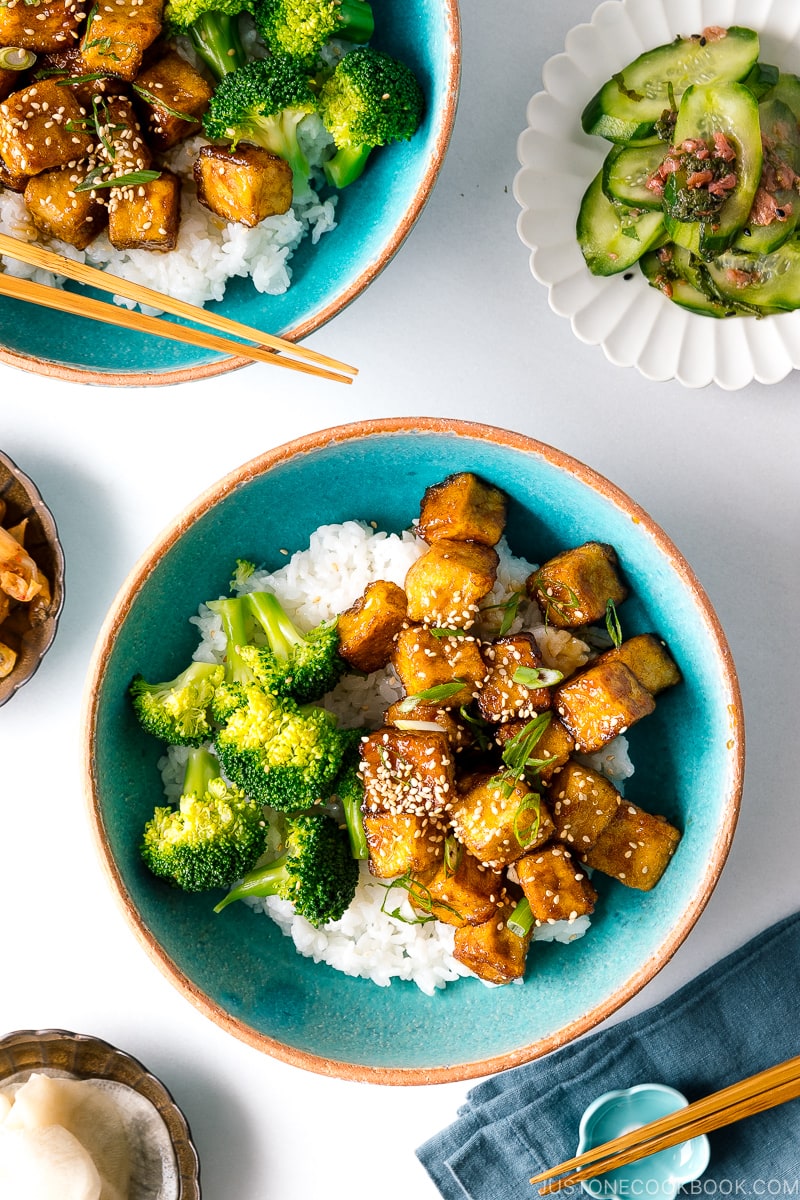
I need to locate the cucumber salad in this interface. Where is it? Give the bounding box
[577,26,800,318]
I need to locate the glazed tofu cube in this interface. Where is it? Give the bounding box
[359,726,455,818]
[134,51,211,150]
[0,157,29,192]
[24,165,106,248]
[495,715,575,783]
[0,69,23,104]
[405,538,499,628]
[337,579,407,674]
[516,843,597,924]
[392,624,488,708]
[410,851,504,927]
[477,633,552,723]
[0,0,87,53]
[0,80,93,175]
[547,760,621,850]
[80,0,163,80]
[594,634,681,696]
[194,142,292,227]
[527,542,628,629]
[451,774,555,869]
[385,699,474,751]
[416,472,507,546]
[581,802,681,890]
[108,169,181,250]
[452,896,532,984]
[554,659,655,754]
[101,93,152,173]
[364,811,444,879]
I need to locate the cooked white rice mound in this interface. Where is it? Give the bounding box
[164,520,634,992]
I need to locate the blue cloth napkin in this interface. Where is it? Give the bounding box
[417,911,800,1200]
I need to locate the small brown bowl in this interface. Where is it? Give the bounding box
[0,1028,200,1198]
[0,450,65,706]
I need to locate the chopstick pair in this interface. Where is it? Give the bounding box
[0,231,357,385]
[530,1053,800,1194]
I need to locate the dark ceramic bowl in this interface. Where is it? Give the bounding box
[0,1,460,386]
[0,450,65,707]
[83,418,743,1083]
[0,1028,200,1197]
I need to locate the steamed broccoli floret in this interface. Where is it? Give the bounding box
[203,55,318,189]
[254,0,373,66]
[129,660,224,746]
[318,46,424,187]
[239,590,344,704]
[214,681,355,810]
[332,751,367,859]
[214,810,358,925]
[164,0,252,80]
[141,747,268,891]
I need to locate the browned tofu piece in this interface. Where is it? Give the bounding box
[527,542,628,630]
[594,634,681,696]
[451,774,555,869]
[108,169,180,250]
[337,579,407,674]
[364,810,444,879]
[452,896,532,984]
[554,659,655,753]
[516,842,597,924]
[359,726,455,818]
[134,50,211,150]
[405,538,499,628]
[581,802,681,890]
[0,80,93,175]
[392,624,488,709]
[24,166,106,248]
[194,143,292,227]
[495,715,575,783]
[547,760,621,851]
[410,851,504,927]
[0,0,87,53]
[0,156,29,192]
[80,0,163,80]
[477,633,552,723]
[417,472,507,546]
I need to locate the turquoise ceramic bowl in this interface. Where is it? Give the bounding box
[577,1084,711,1197]
[0,3,460,385]
[83,418,743,1083]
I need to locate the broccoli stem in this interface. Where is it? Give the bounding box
[323,142,372,188]
[341,789,368,860]
[190,11,247,79]
[213,854,289,912]
[183,746,220,796]
[338,0,374,43]
[208,596,251,682]
[248,591,303,660]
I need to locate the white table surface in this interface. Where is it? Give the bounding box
[2,2,800,1196]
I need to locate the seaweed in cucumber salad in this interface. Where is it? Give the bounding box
[577,26,800,318]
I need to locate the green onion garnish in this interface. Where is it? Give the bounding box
[512,790,542,848]
[507,896,534,939]
[0,46,36,70]
[490,712,552,797]
[132,82,197,122]
[481,589,524,636]
[74,168,161,192]
[397,680,465,713]
[605,598,623,649]
[512,665,564,688]
[429,626,467,639]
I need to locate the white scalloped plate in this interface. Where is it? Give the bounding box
[514,0,800,390]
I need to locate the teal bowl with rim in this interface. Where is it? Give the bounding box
[82,417,744,1084]
[0,1,460,386]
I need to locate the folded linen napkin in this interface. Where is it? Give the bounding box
[417,911,800,1200]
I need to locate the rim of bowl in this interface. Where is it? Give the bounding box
[0,2,462,389]
[81,416,744,1084]
[0,1027,201,1197]
[0,449,66,707]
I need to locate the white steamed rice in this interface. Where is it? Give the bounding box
[160,519,632,994]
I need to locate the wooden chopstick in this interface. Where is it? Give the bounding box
[531,1054,800,1194]
[0,231,357,383]
[0,272,353,383]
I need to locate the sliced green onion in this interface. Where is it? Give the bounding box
[429,626,467,639]
[513,791,541,848]
[443,833,463,878]
[0,46,36,70]
[507,896,534,939]
[392,719,445,733]
[397,680,465,713]
[458,704,492,751]
[132,81,196,122]
[380,872,463,924]
[54,70,110,84]
[74,168,161,193]
[480,589,524,636]
[605,598,623,649]
[512,665,564,688]
[491,712,553,797]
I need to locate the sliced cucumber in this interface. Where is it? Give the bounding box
[733,98,800,254]
[663,82,762,259]
[741,61,779,99]
[706,242,800,310]
[640,247,738,316]
[764,71,800,114]
[581,26,760,143]
[602,142,667,210]
[577,171,665,276]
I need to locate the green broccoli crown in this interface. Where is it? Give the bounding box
[255,0,374,65]
[214,683,352,810]
[318,46,424,150]
[239,591,344,704]
[165,0,251,32]
[140,749,268,891]
[215,810,359,925]
[129,661,224,746]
